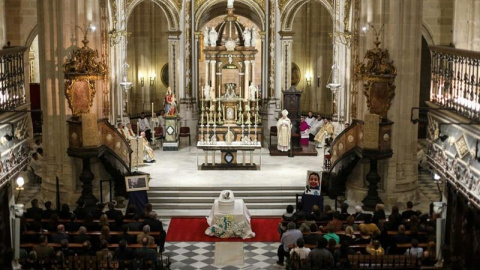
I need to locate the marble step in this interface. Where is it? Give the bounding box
[154,208,286,217]
[148,196,298,204]
[148,186,305,192]
[151,202,294,210]
[147,190,303,197]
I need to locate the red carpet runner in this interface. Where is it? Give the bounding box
[165,217,281,242]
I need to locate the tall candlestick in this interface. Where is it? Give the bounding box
[151,102,154,116]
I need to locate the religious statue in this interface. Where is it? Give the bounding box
[248,82,257,100]
[224,83,237,98]
[227,0,234,8]
[204,27,210,46]
[251,27,257,46]
[164,87,173,114]
[209,27,218,47]
[210,87,216,100]
[277,110,292,152]
[168,94,177,115]
[243,28,251,47]
[314,118,334,147]
[203,84,211,99]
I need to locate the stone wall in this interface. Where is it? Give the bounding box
[453,0,480,51]
[5,0,37,46]
[422,0,453,46]
[0,0,5,47]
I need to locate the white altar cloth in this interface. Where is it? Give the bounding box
[205,199,256,239]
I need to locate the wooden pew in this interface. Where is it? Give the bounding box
[25,218,144,223]
[22,230,161,236]
[20,243,157,249]
[348,254,420,269]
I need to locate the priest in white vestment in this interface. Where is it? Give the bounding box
[276,109,292,152]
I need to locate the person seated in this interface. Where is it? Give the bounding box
[314,118,334,148]
[117,122,127,138]
[58,204,72,220]
[358,215,381,237]
[73,199,88,220]
[157,110,166,137]
[138,112,152,142]
[290,238,311,262]
[140,131,155,163]
[125,123,137,139]
[111,214,125,231]
[92,202,105,219]
[127,214,144,232]
[57,239,75,258]
[96,240,113,261]
[124,204,137,220]
[402,201,417,221]
[292,203,306,223]
[114,240,134,263]
[137,225,155,245]
[33,235,55,262]
[150,112,160,127]
[51,224,70,244]
[366,240,385,255]
[320,212,343,233]
[103,202,120,220]
[405,239,423,258]
[309,113,324,141]
[339,202,350,220]
[354,226,372,245]
[305,111,315,127]
[372,203,386,225]
[310,205,322,221]
[78,240,95,256]
[343,215,358,242]
[73,226,90,244]
[307,237,335,269]
[25,199,43,219]
[42,201,56,219]
[303,223,320,246]
[352,205,367,221]
[421,241,437,266]
[119,225,137,245]
[277,222,303,266]
[135,237,157,266]
[323,225,340,244]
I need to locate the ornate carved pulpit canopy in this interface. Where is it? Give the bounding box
[355,36,397,119]
[63,32,106,116]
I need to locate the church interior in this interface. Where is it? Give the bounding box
[0,0,480,269]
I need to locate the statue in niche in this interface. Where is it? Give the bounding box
[204,27,210,46]
[210,87,216,100]
[243,28,251,47]
[223,83,237,98]
[203,84,210,99]
[248,82,257,100]
[209,27,218,47]
[251,27,257,46]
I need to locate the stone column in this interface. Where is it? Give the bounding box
[168,32,180,97]
[453,0,480,51]
[347,0,422,207]
[244,60,250,97]
[37,0,104,206]
[0,0,6,47]
[279,32,293,93]
[210,60,216,95]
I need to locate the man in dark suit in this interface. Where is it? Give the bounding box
[401,201,417,221]
[42,201,56,219]
[92,203,105,219]
[51,224,70,244]
[73,199,88,220]
[143,212,166,252]
[73,226,90,244]
[134,237,157,267]
[25,199,43,219]
[105,202,123,219]
[119,225,136,244]
[127,215,144,231]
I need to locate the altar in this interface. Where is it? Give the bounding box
[197,141,261,170]
[205,191,255,239]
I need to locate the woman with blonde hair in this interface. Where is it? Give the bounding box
[99,214,109,228]
[100,225,111,242]
[422,241,437,266]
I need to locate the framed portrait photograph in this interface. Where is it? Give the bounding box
[125,175,149,192]
[305,170,322,196]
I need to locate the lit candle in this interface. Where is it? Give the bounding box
[151,102,154,116]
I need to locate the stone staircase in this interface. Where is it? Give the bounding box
[148,185,306,217]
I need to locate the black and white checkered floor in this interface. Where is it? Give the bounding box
[164,242,280,270]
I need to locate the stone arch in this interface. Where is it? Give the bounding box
[422,22,435,46]
[126,0,180,31]
[24,25,38,48]
[195,0,265,31]
[281,0,334,31]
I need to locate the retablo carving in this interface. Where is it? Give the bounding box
[355,31,397,118]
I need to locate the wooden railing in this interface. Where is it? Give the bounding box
[0,46,28,111]
[430,46,480,121]
[97,119,132,172]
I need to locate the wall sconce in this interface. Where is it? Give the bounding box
[305,73,312,86]
[139,74,144,87]
[15,176,24,204]
[150,74,156,87]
